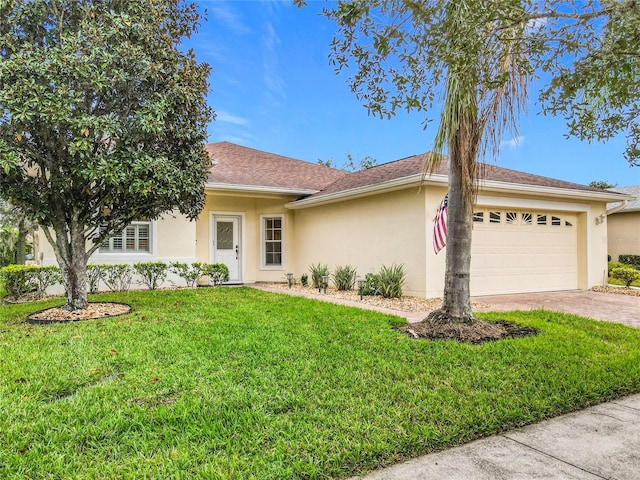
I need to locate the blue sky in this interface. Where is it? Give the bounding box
[186,0,640,187]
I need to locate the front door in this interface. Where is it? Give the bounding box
[212,215,241,283]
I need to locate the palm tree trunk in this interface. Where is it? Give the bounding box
[428,107,478,324]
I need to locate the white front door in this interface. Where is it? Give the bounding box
[211,215,241,283]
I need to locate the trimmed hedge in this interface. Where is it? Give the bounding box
[619,255,640,270]
[0,265,62,299]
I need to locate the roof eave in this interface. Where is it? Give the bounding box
[285,175,633,210]
[205,182,318,197]
[285,173,435,209]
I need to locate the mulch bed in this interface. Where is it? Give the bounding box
[399,318,538,344]
[26,302,132,324]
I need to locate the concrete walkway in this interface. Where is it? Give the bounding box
[354,394,640,480]
[251,285,640,479]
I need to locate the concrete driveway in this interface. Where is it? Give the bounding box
[473,290,640,328]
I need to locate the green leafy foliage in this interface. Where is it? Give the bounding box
[101,264,133,292]
[300,273,309,287]
[362,272,381,296]
[201,263,230,286]
[619,255,640,270]
[0,264,62,299]
[0,0,213,308]
[309,263,330,289]
[608,261,626,276]
[332,265,357,291]
[377,264,406,298]
[170,261,204,288]
[133,262,168,290]
[610,266,640,288]
[86,264,105,294]
[31,266,62,297]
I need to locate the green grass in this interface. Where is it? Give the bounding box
[2,287,640,479]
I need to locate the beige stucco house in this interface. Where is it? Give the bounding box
[41,142,633,298]
[606,185,640,261]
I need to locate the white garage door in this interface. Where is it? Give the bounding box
[470,209,578,295]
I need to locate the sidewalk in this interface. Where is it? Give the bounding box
[353,393,640,480]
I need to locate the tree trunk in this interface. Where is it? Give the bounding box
[428,109,478,324]
[47,219,89,311]
[16,216,27,265]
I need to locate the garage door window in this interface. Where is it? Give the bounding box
[506,212,517,224]
[551,216,562,226]
[537,214,547,225]
[522,213,532,225]
[489,211,501,223]
[473,211,484,223]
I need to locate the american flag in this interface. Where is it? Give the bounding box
[433,193,448,254]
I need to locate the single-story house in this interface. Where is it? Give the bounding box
[606,185,640,261]
[41,142,633,298]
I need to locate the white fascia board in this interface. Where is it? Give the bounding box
[477,179,636,202]
[205,182,318,197]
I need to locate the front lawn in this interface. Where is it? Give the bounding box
[2,287,640,479]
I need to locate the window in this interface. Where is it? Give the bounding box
[537,214,547,225]
[262,216,283,267]
[506,212,518,224]
[489,211,501,223]
[551,216,562,226]
[565,220,573,227]
[522,212,532,225]
[100,222,150,253]
[473,211,484,223]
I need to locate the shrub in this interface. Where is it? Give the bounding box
[309,263,330,289]
[101,264,133,292]
[0,264,35,299]
[377,264,406,298]
[362,273,380,296]
[0,264,62,299]
[86,264,105,294]
[201,263,230,285]
[619,255,640,270]
[608,261,626,276]
[300,273,308,287]
[133,262,168,290]
[611,266,640,287]
[31,266,62,298]
[333,265,357,291]
[170,261,204,288]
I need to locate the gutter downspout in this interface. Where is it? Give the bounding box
[606,200,628,216]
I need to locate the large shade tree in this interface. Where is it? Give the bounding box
[297,0,639,324]
[0,0,213,310]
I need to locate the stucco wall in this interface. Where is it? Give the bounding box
[607,211,640,261]
[196,193,295,284]
[291,187,427,297]
[39,211,197,293]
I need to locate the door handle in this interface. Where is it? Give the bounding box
[235,245,239,260]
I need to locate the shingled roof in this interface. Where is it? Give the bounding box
[205,142,627,203]
[607,185,640,212]
[205,142,347,192]
[303,153,611,200]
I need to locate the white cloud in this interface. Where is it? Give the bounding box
[262,21,286,102]
[216,110,249,126]
[502,135,526,149]
[208,3,250,34]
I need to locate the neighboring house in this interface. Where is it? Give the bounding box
[41,142,632,298]
[606,185,640,262]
